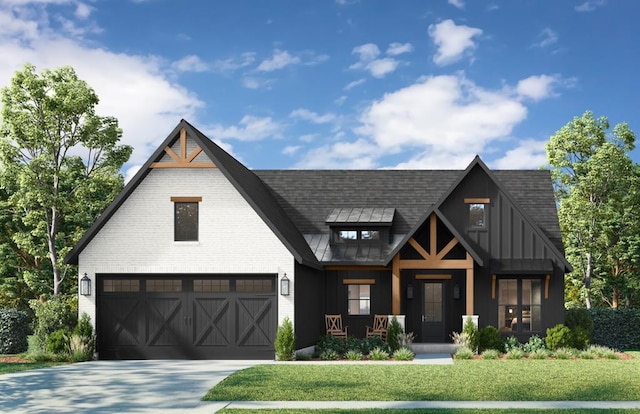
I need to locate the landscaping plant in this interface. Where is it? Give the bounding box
[0,308,30,354]
[462,316,479,352]
[386,316,403,352]
[392,347,414,361]
[369,347,389,360]
[275,316,296,361]
[545,324,573,350]
[477,325,503,352]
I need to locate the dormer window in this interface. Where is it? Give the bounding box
[326,207,394,245]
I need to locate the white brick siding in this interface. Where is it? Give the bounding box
[78,165,295,328]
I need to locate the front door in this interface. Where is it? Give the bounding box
[421,281,446,342]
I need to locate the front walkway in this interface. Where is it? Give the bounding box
[0,360,266,413]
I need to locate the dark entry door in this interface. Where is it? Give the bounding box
[421,281,446,342]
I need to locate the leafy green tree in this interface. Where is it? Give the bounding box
[546,110,638,309]
[0,64,132,297]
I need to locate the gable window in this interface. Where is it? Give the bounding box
[339,230,357,241]
[336,228,384,243]
[498,278,542,332]
[465,198,490,229]
[171,197,202,241]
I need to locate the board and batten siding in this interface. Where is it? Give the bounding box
[78,166,295,328]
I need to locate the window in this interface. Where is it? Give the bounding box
[347,284,370,315]
[336,229,383,242]
[172,197,201,241]
[469,204,486,228]
[236,279,274,293]
[103,279,140,292]
[465,198,490,229]
[147,279,182,292]
[194,279,230,293]
[498,278,542,332]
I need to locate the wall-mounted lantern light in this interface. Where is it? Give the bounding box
[406,283,414,300]
[453,283,461,300]
[280,274,290,296]
[80,273,92,296]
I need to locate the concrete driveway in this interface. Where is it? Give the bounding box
[0,359,268,413]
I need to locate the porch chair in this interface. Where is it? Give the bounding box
[325,314,348,339]
[366,314,389,341]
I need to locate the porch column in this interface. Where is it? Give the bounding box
[392,255,400,315]
[466,253,474,314]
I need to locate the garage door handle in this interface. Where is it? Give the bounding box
[184,316,192,326]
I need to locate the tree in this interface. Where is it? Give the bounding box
[0,64,132,297]
[546,110,638,309]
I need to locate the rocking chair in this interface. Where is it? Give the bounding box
[366,314,389,341]
[325,314,348,339]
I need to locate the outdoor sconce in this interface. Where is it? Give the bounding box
[406,283,414,300]
[80,273,92,296]
[280,274,290,296]
[453,283,461,300]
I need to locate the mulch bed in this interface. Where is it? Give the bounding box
[0,356,32,363]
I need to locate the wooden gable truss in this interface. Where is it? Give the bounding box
[150,128,217,169]
[392,213,475,315]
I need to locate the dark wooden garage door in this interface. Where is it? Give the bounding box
[97,275,276,359]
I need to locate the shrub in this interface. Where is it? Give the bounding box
[504,336,521,352]
[0,308,30,354]
[553,348,576,359]
[505,348,526,359]
[363,335,390,355]
[47,329,70,354]
[386,316,403,352]
[523,335,546,353]
[451,331,471,348]
[344,349,363,360]
[30,296,77,351]
[462,317,479,352]
[345,336,364,354]
[587,345,618,358]
[397,332,415,348]
[392,347,414,361]
[69,334,92,362]
[275,317,296,361]
[530,348,551,359]
[320,349,339,360]
[579,350,595,359]
[478,326,504,352]
[316,334,346,356]
[72,313,95,358]
[545,324,572,351]
[569,326,590,350]
[454,346,474,359]
[481,349,500,359]
[369,347,389,360]
[565,308,593,335]
[590,309,640,350]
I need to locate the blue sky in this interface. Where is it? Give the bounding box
[1,0,639,181]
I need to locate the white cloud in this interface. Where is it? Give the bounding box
[207,115,284,141]
[428,19,483,66]
[256,49,301,72]
[575,0,606,12]
[352,43,381,62]
[448,0,464,9]
[350,42,406,78]
[334,95,347,105]
[0,2,205,180]
[344,78,366,90]
[532,28,558,48]
[492,139,548,169]
[386,42,414,56]
[282,145,302,155]
[290,108,336,124]
[172,55,209,72]
[241,76,273,90]
[74,2,92,20]
[212,52,256,72]
[357,74,527,154]
[293,138,378,169]
[516,74,559,101]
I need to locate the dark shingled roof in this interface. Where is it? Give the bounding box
[66,120,567,271]
[255,169,564,252]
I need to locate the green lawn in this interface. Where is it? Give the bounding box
[0,361,60,375]
[204,352,640,402]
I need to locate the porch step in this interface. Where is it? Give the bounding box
[410,343,459,355]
